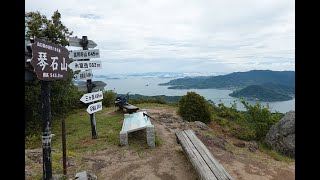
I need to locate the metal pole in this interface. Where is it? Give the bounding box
[41,80,52,180]
[82,36,98,139]
[62,117,67,176]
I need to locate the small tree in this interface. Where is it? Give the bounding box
[178,92,212,123]
[103,90,116,107]
[241,100,281,141]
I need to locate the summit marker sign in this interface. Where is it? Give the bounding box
[30,38,70,81]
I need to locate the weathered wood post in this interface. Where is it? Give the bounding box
[41,80,52,179]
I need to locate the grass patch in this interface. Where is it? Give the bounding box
[258,142,294,162]
[26,107,123,152]
[25,133,42,149]
[155,132,162,146]
[50,108,123,153]
[52,152,63,174]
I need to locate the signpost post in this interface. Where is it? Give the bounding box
[30,37,70,180]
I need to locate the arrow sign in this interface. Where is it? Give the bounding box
[67,37,97,48]
[80,91,103,104]
[69,49,100,59]
[86,101,102,114]
[73,69,93,80]
[68,60,102,71]
[74,81,107,92]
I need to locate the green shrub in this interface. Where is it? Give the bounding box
[241,100,281,141]
[178,92,212,123]
[209,99,282,141]
[103,90,116,107]
[215,101,244,120]
[230,120,256,140]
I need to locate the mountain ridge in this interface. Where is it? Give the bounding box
[159,70,295,90]
[159,70,295,101]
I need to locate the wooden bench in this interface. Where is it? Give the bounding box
[176,129,233,180]
[123,104,139,113]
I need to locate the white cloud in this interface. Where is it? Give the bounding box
[26,0,295,74]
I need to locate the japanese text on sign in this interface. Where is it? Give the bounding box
[74,62,101,68]
[86,101,103,114]
[86,93,102,102]
[90,103,102,111]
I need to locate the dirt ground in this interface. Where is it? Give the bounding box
[26,106,295,179]
[81,106,295,179]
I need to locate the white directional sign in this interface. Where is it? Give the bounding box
[86,101,102,114]
[68,60,102,71]
[68,37,97,48]
[73,69,93,80]
[69,49,100,59]
[80,91,103,104]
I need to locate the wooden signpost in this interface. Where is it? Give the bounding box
[31,38,70,80]
[68,36,105,139]
[30,37,70,180]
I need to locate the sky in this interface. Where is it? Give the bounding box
[25,0,295,75]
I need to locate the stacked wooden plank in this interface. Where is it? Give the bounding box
[176,129,233,180]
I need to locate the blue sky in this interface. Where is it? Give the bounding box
[26,0,295,75]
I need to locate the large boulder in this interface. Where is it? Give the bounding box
[265,111,295,158]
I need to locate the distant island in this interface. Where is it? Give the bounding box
[159,70,295,102]
[229,83,294,102]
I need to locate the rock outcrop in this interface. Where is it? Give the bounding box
[265,111,295,157]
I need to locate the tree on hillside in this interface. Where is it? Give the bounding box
[25,10,83,136]
[178,92,212,123]
[25,10,73,45]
